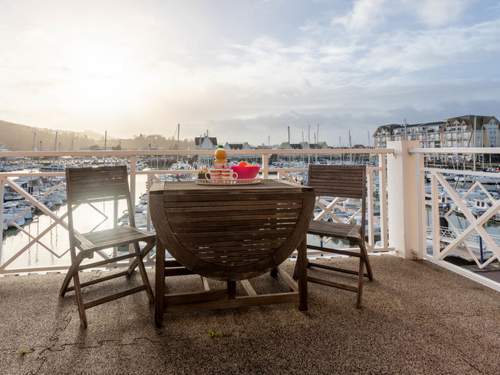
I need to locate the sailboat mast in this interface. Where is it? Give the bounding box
[177,123,180,147]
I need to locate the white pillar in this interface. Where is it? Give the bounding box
[128,156,137,263]
[129,156,137,208]
[387,141,425,259]
[261,153,269,178]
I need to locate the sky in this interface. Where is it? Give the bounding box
[1,0,499,146]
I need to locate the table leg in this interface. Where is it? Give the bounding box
[227,280,236,299]
[270,267,278,279]
[155,238,165,328]
[298,237,308,311]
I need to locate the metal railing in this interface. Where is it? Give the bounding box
[0,148,393,275]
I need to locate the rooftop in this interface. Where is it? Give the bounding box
[1,255,499,375]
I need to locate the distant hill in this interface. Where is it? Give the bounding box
[0,120,194,150]
[0,120,99,151]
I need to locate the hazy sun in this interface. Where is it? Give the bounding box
[61,42,147,115]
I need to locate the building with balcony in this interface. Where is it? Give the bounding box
[374,115,500,148]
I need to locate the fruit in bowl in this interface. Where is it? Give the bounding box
[231,162,260,180]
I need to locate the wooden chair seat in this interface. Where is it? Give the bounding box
[308,220,361,241]
[76,226,155,252]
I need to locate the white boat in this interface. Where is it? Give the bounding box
[470,199,499,221]
[170,161,192,170]
[47,191,65,206]
[3,201,33,221]
[40,164,65,171]
[3,211,26,228]
[135,203,147,213]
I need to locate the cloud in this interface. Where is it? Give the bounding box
[331,0,387,32]
[411,0,474,27]
[356,18,500,74]
[332,0,475,32]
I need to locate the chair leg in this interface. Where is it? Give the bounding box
[270,267,278,279]
[72,271,88,328]
[155,240,165,328]
[59,253,83,297]
[127,240,155,278]
[132,241,154,304]
[227,280,237,299]
[359,241,374,281]
[302,237,371,308]
[297,238,308,311]
[356,252,365,309]
[292,253,308,281]
[61,245,87,327]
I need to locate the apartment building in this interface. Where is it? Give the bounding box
[374,115,499,148]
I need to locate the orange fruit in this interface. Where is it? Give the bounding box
[214,148,227,161]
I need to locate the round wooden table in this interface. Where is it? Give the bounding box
[149,179,314,327]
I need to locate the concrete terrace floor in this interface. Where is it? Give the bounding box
[1,255,499,375]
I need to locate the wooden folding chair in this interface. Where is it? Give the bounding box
[294,165,374,308]
[59,165,154,328]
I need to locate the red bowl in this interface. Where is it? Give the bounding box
[231,165,260,180]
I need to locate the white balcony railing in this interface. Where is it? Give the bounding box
[2,144,499,292]
[409,146,500,291]
[0,148,393,275]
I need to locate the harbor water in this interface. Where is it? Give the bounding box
[1,174,149,271]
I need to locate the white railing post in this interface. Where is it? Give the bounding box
[386,140,425,259]
[129,156,137,208]
[129,156,137,263]
[416,153,427,259]
[113,197,118,258]
[431,173,441,259]
[378,154,388,248]
[261,153,269,178]
[366,168,374,248]
[0,177,4,262]
[146,175,153,232]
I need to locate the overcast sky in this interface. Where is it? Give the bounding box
[1,0,499,145]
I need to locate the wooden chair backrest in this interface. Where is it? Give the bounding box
[308,165,366,199]
[150,186,315,281]
[66,166,130,204]
[308,165,367,235]
[65,166,136,236]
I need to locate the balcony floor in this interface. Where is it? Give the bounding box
[1,255,499,375]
